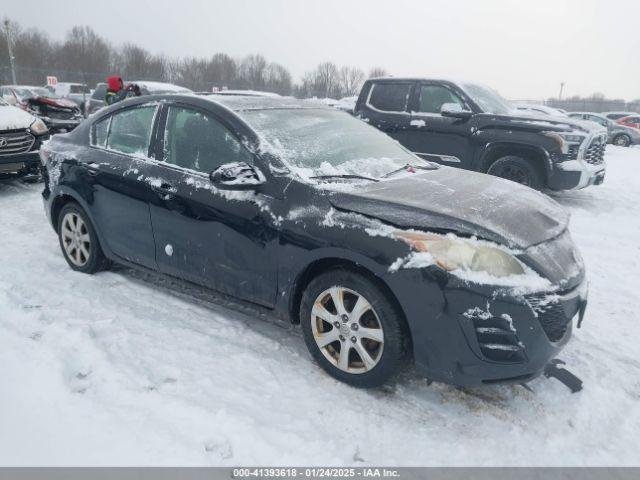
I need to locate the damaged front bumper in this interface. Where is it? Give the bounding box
[385,268,588,387]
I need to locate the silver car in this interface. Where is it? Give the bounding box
[569,112,640,147]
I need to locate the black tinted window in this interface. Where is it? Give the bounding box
[107,106,156,155]
[368,83,411,112]
[418,85,465,114]
[163,106,253,173]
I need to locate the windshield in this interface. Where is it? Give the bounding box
[31,87,60,98]
[462,82,514,115]
[240,108,432,181]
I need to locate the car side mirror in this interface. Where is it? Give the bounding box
[440,103,473,119]
[4,96,17,106]
[209,162,266,190]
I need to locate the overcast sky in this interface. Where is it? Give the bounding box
[4,0,639,100]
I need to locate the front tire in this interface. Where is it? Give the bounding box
[613,134,631,147]
[300,269,408,388]
[487,155,544,189]
[57,203,108,274]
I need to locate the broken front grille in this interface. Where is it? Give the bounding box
[0,130,35,155]
[525,294,571,342]
[466,310,526,363]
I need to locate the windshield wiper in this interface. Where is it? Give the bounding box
[381,163,438,178]
[310,174,379,182]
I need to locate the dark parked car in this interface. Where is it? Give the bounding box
[41,95,587,388]
[568,112,640,147]
[0,97,49,180]
[0,85,83,133]
[354,78,607,190]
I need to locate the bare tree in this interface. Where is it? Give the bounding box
[339,66,365,97]
[368,66,388,78]
[238,54,267,90]
[264,62,292,95]
[59,26,111,81]
[118,43,165,81]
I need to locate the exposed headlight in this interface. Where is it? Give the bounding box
[544,131,587,154]
[394,231,525,277]
[30,118,49,135]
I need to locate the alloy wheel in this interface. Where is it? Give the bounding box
[310,286,384,374]
[614,135,630,147]
[489,163,531,186]
[60,212,91,267]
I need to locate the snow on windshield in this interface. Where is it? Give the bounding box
[239,108,430,181]
[462,82,514,115]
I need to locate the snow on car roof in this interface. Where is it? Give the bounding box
[207,95,329,111]
[130,81,192,93]
[212,90,281,97]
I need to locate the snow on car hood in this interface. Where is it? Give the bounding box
[490,112,604,134]
[328,167,569,250]
[0,104,36,130]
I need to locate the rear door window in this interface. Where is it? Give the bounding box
[106,106,157,156]
[417,85,466,114]
[368,83,411,112]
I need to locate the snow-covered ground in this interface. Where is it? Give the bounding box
[1,147,639,466]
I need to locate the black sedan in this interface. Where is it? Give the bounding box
[41,94,588,388]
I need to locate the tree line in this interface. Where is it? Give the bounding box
[0,19,387,98]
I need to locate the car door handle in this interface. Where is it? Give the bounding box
[150,182,177,200]
[80,161,100,176]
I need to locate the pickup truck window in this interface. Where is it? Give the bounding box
[368,83,411,112]
[417,85,465,114]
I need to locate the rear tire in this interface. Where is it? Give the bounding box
[613,134,631,147]
[57,203,108,274]
[300,269,408,388]
[487,155,544,189]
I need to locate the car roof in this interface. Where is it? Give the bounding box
[131,81,192,92]
[201,94,329,111]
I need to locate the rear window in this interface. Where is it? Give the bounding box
[70,85,91,94]
[105,106,157,156]
[368,83,411,112]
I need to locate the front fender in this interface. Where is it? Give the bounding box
[475,140,554,177]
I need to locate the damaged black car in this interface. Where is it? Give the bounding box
[1,85,83,133]
[41,94,588,388]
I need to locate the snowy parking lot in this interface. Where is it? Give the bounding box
[1,146,639,466]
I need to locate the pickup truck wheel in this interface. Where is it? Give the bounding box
[57,203,108,274]
[300,269,408,388]
[613,134,631,147]
[487,155,543,189]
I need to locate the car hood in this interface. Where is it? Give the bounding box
[482,112,603,134]
[0,105,36,130]
[328,167,569,250]
[33,96,78,109]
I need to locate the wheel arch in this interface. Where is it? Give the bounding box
[48,187,113,259]
[289,257,408,329]
[479,142,552,182]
